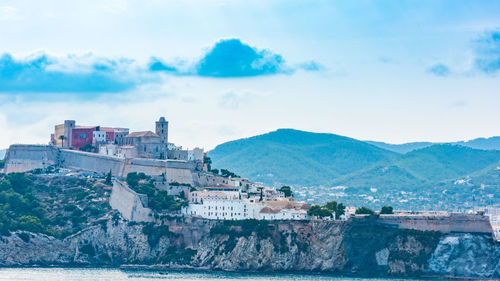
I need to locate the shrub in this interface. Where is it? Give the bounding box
[17,232,30,243]
[355,206,375,215]
[380,206,394,214]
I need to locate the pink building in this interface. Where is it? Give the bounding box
[71,126,96,149]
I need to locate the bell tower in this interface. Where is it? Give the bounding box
[155,117,169,144]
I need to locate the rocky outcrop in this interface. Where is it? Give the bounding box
[0,216,498,279]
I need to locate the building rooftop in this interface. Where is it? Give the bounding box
[125,131,160,138]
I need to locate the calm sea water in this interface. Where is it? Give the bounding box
[0,268,446,281]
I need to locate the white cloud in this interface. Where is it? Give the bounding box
[0,5,20,21]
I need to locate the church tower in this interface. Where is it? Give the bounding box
[155,117,169,144]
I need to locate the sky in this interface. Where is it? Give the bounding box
[1,0,500,150]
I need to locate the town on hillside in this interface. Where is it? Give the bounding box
[1,117,498,240]
[46,117,313,221]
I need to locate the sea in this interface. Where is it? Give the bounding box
[0,268,448,281]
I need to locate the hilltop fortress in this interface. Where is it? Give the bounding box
[4,117,203,185]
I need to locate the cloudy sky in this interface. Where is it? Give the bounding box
[1,0,500,150]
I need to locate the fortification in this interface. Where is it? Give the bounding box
[109,180,153,222]
[375,213,493,234]
[4,144,195,185]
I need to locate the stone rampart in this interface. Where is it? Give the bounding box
[109,180,153,222]
[4,145,195,182]
[3,145,57,173]
[60,149,124,176]
[375,213,493,234]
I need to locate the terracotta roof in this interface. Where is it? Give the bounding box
[260,207,281,214]
[100,127,115,132]
[125,131,160,138]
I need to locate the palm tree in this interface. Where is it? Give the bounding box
[58,135,66,147]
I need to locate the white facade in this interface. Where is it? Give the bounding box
[93,130,106,144]
[184,199,262,220]
[187,147,204,161]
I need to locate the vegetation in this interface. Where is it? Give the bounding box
[149,190,188,212]
[204,156,212,171]
[307,200,345,218]
[0,158,5,169]
[79,144,96,152]
[355,206,375,215]
[278,185,292,197]
[126,172,188,212]
[380,206,394,214]
[105,170,112,185]
[0,173,111,237]
[220,169,239,178]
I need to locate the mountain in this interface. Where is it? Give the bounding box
[367,137,500,154]
[208,129,398,186]
[455,136,500,150]
[209,129,500,210]
[0,149,6,160]
[365,141,434,154]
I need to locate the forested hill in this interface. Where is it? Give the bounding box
[208,129,500,210]
[209,129,399,187]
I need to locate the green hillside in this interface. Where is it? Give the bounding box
[208,129,398,186]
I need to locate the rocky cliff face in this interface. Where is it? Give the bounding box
[0,215,498,279]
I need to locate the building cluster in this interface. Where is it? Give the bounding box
[50,117,203,161]
[183,179,310,220]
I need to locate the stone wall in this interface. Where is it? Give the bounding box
[4,145,195,181]
[3,145,57,173]
[61,149,124,176]
[109,180,153,222]
[375,213,493,234]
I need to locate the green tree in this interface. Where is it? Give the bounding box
[211,169,219,175]
[355,206,375,215]
[380,206,394,214]
[307,205,333,217]
[126,172,148,188]
[79,144,95,152]
[105,170,112,185]
[18,215,45,233]
[58,135,66,147]
[204,156,212,171]
[278,186,292,197]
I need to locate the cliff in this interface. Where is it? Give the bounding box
[0,215,498,279]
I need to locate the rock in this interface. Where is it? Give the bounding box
[0,217,498,279]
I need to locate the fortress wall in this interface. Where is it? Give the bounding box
[166,167,194,185]
[5,145,196,183]
[192,172,218,187]
[122,158,167,176]
[109,180,153,222]
[4,145,57,173]
[376,213,493,234]
[60,149,124,176]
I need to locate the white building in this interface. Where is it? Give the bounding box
[92,130,106,145]
[184,199,262,220]
[187,148,204,162]
[183,187,310,221]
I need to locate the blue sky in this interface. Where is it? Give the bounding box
[0,0,500,149]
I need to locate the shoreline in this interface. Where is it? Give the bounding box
[0,266,497,281]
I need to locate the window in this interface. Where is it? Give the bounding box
[80,133,86,138]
